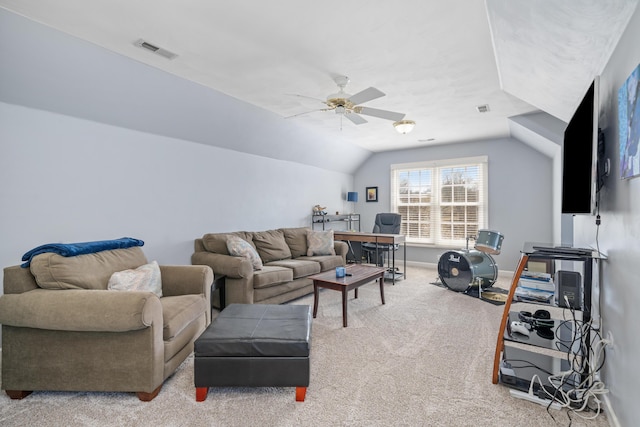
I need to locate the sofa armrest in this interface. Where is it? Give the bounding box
[334,240,349,264]
[160,264,213,297]
[191,251,253,279]
[3,265,39,294]
[0,289,162,332]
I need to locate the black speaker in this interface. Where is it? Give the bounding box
[557,270,582,309]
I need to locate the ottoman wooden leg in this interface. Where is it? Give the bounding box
[295,386,307,402]
[196,387,209,402]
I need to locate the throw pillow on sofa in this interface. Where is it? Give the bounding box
[107,260,163,297]
[226,235,263,270]
[306,230,336,256]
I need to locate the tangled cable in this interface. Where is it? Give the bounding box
[528,296,610,424]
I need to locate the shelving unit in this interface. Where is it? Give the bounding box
[311,213,360,231]
[492,243,604,400]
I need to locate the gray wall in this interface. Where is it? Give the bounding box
[573,4,640,425]
[0,10,357,290]
[0,102,353,274]
[352,139,554,270]
[0,10,370,176]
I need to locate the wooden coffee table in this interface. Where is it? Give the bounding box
[310,265,386,327]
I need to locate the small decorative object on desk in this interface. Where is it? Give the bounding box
[312,205,327,215]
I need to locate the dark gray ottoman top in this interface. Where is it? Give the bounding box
[195,304,312,358]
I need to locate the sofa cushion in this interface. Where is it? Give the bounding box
[252,229,292,263]
[226,236,263,270]
[252,266,294,289]
[281,227,310,258]
[298,255,344,271]
[107,261,163,297]
[30,247,148,290]
[266,259,321,279]
[160,294,207,341]
[306,230,336,256]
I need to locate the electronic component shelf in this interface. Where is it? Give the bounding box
[492,243,605,396]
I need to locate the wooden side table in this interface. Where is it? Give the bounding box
[211,274,226,317]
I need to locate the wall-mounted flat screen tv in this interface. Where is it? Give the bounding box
[618,63,640,179]
[561,78,599,215]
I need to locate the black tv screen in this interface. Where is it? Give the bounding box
[562,79,599,215]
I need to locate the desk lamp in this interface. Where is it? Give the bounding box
[347,192,358,213]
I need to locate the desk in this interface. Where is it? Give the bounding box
[332,231,406,284]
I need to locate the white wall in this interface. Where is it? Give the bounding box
[0,102,352,288]
[573,4,640,425]
[353,138,554,270]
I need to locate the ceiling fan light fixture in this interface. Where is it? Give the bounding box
[394,120,416,134]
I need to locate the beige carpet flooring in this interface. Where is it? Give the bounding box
[0,265,611,427]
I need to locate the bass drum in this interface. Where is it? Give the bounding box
[437,249,498,292]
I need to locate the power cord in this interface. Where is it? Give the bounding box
[524,299,610,423]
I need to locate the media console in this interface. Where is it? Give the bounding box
[492,243,605,405]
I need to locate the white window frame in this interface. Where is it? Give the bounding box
[390,156,488,247]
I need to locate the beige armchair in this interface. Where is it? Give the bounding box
[0,247,212,401]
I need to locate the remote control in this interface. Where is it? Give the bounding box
[510,321,530,336]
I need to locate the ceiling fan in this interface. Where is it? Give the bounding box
[287,76,406,127]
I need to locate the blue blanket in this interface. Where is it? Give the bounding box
[21,237,144,268]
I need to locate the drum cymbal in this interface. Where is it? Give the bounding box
[480,292,508,303]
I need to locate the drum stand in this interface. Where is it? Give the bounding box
[465,235,475,251]
[466,236,483,299]
[475,276,484,300]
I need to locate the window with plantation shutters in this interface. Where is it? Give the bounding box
[390,156,488,247]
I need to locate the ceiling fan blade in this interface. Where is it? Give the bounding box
[286,93,327,105]
[356,106,405,122]
[348,87,385,105]
[344,112,368,125]
[284,108,331,119]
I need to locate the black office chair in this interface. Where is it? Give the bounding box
[362,213,402,269]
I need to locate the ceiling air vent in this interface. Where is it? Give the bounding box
[133,39,178,60]
[476,104,490,113]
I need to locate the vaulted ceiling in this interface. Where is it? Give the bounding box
[0,0,637,152]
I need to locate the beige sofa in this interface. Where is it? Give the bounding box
[0,246,212,401]
[192,227,348,306]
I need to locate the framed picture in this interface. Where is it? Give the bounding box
[366,186,378,202]
[619,62,640,179]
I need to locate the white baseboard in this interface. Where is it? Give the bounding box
[602,394,620,427]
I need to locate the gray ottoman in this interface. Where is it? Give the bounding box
[194,303,312,402]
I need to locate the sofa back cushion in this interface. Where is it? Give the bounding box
[30,247,148,290]
[252,229,292,263]
[281,227,310,258]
